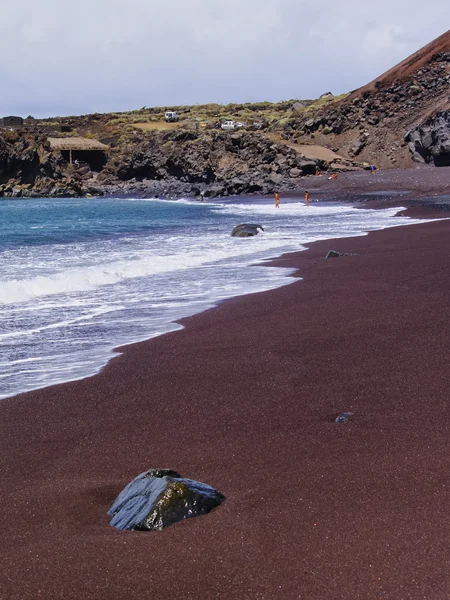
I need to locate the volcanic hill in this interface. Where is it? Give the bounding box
[0,30,449,198]
[279,29,450,169]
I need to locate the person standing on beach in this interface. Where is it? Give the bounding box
[304,191,310,207]
[274,191,280,208]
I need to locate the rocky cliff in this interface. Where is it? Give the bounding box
[93,130,322,198]
[0,130,83,197]
[0,129,325,198]
[406,111,450,166]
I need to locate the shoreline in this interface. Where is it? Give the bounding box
[1,213,450,598]
[1,198,436,401]
[3,163,450,207]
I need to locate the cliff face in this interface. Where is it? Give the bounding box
[0,131,82,197]
[0,129,325,199]
[85,130,324,198]
[0,132,49,188]
[406,111,450,166]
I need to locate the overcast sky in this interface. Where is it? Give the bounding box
[1,1,449,118]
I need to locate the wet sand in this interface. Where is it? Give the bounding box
[285,163,450,211]
[1,175,450,598]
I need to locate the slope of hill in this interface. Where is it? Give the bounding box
[359,29,450,92]
[280,30,450,169]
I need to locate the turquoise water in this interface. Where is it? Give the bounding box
[0,195,425,399]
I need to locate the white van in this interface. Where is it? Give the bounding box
[165,111,179,122]
[221,120,235,130]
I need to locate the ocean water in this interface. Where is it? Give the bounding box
[0,196,426,399]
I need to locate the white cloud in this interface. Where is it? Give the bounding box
[1,0,449,117]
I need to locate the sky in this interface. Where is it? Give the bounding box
[1,0,449,118]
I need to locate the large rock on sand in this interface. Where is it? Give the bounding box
[108,468,225,531]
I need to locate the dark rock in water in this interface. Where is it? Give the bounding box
[231,223,264,237]
[335,412,354,424]
[108,469,225,531]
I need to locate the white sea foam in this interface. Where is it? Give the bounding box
[0,306,119,340]
[0,198,432,400]
[213,202,405,219]
[0,240,281,304]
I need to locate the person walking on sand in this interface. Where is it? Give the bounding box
[304,191,310,207]
[274,191,280,208]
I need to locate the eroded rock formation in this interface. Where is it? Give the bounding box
[0,130,81,197]
[406,111,450,166]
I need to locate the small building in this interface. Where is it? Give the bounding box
[48,137,109,171]
[1,116,24,128]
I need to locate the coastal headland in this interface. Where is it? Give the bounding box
[1,30,449,200]
[1,167,450,599]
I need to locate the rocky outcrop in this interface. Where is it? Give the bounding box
[406,111,450,166]
[108,468,225,531]
[0,130,82,197]
[0,128,324,198]
[102,130,321,198]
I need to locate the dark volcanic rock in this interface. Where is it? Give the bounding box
[325,250,358,258]
[105,130,320,197]
[108,469,225,531]
[406,111,450,166]
[1,125,323,198]
[231,223,264,237]
[0,131,66,196]
[326,250,346,258]
[203,184,227,198]
[298,160,318,175]
[335,412,354,424]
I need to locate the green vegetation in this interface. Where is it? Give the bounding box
[28,93,350,145]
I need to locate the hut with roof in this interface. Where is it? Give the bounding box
[48,137,109,171]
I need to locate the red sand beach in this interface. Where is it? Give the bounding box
[1,187,450,598]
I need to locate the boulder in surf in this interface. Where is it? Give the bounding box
[231,223,264,237]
